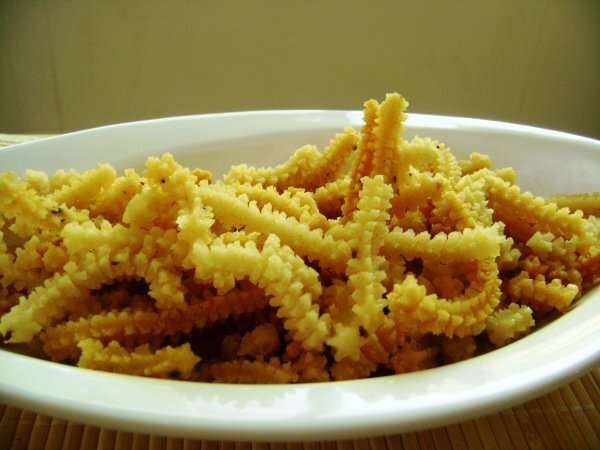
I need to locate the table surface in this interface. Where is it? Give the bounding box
[1,134,599,450]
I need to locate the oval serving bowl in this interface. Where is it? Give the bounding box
[0,111,599,441]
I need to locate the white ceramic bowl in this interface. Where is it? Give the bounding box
[0,111,599,441]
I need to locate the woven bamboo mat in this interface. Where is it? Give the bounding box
[1,134,599,450]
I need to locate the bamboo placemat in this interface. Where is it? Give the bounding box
[1,134,599,450]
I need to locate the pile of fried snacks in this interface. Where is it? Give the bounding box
[1,93,599,383]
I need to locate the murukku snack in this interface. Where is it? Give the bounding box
[77,339,200,380]
[544,193,600,218]
[0,92,598,383]
[224,127,359,191]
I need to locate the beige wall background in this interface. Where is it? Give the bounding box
[1,0,599,139]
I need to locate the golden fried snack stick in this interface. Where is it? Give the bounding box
[206,357,299,384]
[342,93,408,220]
[42,283,267,361]
[384,224,505,263]
[487,176,598,288]
[225,145,319,188]
[482,172,596,254]
[224,127,359,192]
[197,184,351,273]
[187,234,330,351]
[435,141,462,184]
[0,271,95,343]
[0,172,90,238]
[345,176,392,330]
[524,231,580,268]
[544,193,600,218]
[327,176,393,362]
[214,182,327,229]
[51,164,116,210]
[77,339,200,380]
[485,303,535,347]
[518,253,583,295]
[387,258,501,338]
[328,177,409,378]
[507,271,578,312]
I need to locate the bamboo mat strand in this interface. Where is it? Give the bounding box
[4,402,599,450]
[0,134,599,450]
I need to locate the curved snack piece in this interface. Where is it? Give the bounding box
[387,259,501,338]
[77,339,200,380]
[205,357,299,384]
[214,182,327,230]
[545,192,600,218]
[482,171,596,255]
[507,271,579,312]
[224,126,359,191]
[485,303,535,347]
[385,224,505,263]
